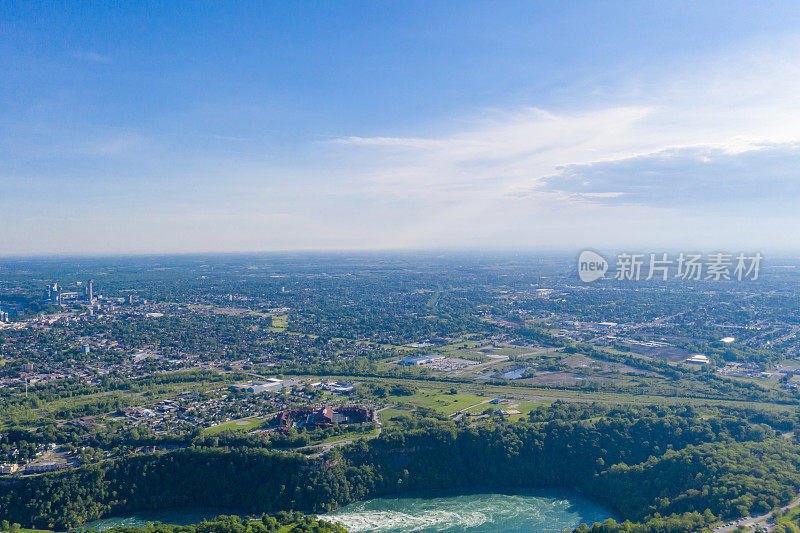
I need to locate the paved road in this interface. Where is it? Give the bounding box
[451,398,495,420]
[714,495,800,532]
[302,406,391,457]
[448,356,508,377]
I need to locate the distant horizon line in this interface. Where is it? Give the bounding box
[1,245,798,261]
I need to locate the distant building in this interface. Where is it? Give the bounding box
[397,354,445,366]
[329,381,355,393]
[24,462,68,474]
[46,283,59,301]
[231,378,289,394]
[686,354,710,365]
[245,378,286,394]
[0,463,19,474]
[277,405,375,428]
[123,407,156,418]
[720,337,735,343]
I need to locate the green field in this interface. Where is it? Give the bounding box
[465,399,548,421]
[270,314,289,331]
[387,390,488,415]
[315,426,380,444]
[775,505,800,526]
[202,417,265,436]
[309,374,798,413]
[379,407,414,425]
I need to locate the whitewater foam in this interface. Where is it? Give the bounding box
[324,489,613,532]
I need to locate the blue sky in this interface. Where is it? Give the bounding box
[3,1,800,255]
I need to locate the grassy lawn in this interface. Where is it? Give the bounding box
[202,417,265,436]
[434,340,481,351]
[501,400,548,422]
[387,391,487,415]
[464,399,547,421]
[309,374,797,412]
[776,506,800,524]
[270,314,289,331]
[431,347,489,362]
[314,427,380,444]
[379,407,414,425]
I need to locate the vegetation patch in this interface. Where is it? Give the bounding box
[202,417,265,436]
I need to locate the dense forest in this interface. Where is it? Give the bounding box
[101,514,347,533]
[1,404,799,532]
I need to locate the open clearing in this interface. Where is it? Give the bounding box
[202,417,265,436]
[311,374,798,413]
[386,390,487,415]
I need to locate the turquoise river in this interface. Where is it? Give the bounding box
[83,488,615,532]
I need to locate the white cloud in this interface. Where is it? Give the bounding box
[8,34,800,254]
[71,51,112,64]
[309,35,800,250]
[330,35,800,210]
[540,144,800,208]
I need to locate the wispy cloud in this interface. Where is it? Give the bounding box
[539,143,800,208]
[71,51,112,64]
[69,134,145,156]
[330,35,800,212]
[332,106,655,199]
[211,134,252,142]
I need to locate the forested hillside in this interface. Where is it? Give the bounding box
[2,405,799,532]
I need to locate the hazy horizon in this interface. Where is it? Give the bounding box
[2,246,800,263]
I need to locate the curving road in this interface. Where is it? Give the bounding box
[714,495,800,532]
[301,406,391,457]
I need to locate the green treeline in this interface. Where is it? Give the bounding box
[2,404,799,532]
[99,514,347,533]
